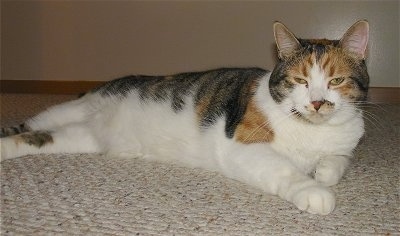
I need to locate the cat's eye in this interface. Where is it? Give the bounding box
[294,77,308,85]
[329,77,345,86]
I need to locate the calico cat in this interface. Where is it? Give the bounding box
[0,20,369,215]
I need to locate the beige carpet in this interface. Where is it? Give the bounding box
[1,93,399,235]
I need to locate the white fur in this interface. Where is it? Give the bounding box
[309,60,327,102]
[0,72,364,215]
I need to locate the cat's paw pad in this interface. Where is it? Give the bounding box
[315,165,341,186]
[292,185,335,215]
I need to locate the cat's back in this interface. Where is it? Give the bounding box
[92,67,267,105]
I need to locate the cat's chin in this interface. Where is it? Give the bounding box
[303,113,332,124]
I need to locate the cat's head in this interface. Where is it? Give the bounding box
[269,20,369,124]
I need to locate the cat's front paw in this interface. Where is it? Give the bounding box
[314,156,349,186]
[314,165,342,187]
[291,185,335,215]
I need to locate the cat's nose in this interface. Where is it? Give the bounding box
[311,100,325,111]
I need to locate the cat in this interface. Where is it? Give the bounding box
[0,20,369,215]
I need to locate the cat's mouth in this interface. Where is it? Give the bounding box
[290,108,332,124]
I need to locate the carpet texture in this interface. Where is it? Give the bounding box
[1,93,399,235]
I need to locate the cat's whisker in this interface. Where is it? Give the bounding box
[362,110,385,131]
[350,100,386,112]
[340,103,385,131]
[242,111,296,143]
[242,120,271,143]
[351,100,386,119]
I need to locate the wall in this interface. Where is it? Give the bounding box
[1,1,399,87]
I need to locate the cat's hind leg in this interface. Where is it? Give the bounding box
[1,96,93,138]
[1,123,101,161]
[27,97,94,131]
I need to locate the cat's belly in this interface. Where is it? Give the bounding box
[92,95,221,169]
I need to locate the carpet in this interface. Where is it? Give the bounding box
[1,93,399,235]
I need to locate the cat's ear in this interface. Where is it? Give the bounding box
[273,22,301,59]
[339,20,369,59]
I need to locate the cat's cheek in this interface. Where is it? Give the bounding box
[279,99,295,116]
[288,86,310,113]
[325,90,343,111]
[326,89,341,102]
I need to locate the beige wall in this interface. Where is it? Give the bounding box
[1,1,399,87]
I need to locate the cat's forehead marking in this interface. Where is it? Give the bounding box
[321,54,331,74]
[320,51,354,79]
[291,52,325,80]
[297,50,352,81]
[300,61,309,77]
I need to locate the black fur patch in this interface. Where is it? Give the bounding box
[298,39,339,61]
[349,60,369,100]
[269,61,295,103]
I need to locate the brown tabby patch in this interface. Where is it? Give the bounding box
[235,100,274,144]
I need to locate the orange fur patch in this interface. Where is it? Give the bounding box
[235,100,274,144]
[320,50,353,78]
[288,54,314,80]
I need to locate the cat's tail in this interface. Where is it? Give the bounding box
[0,123,31,138]
[1,125,101,161]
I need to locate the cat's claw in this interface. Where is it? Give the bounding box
[292,185,335,215]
